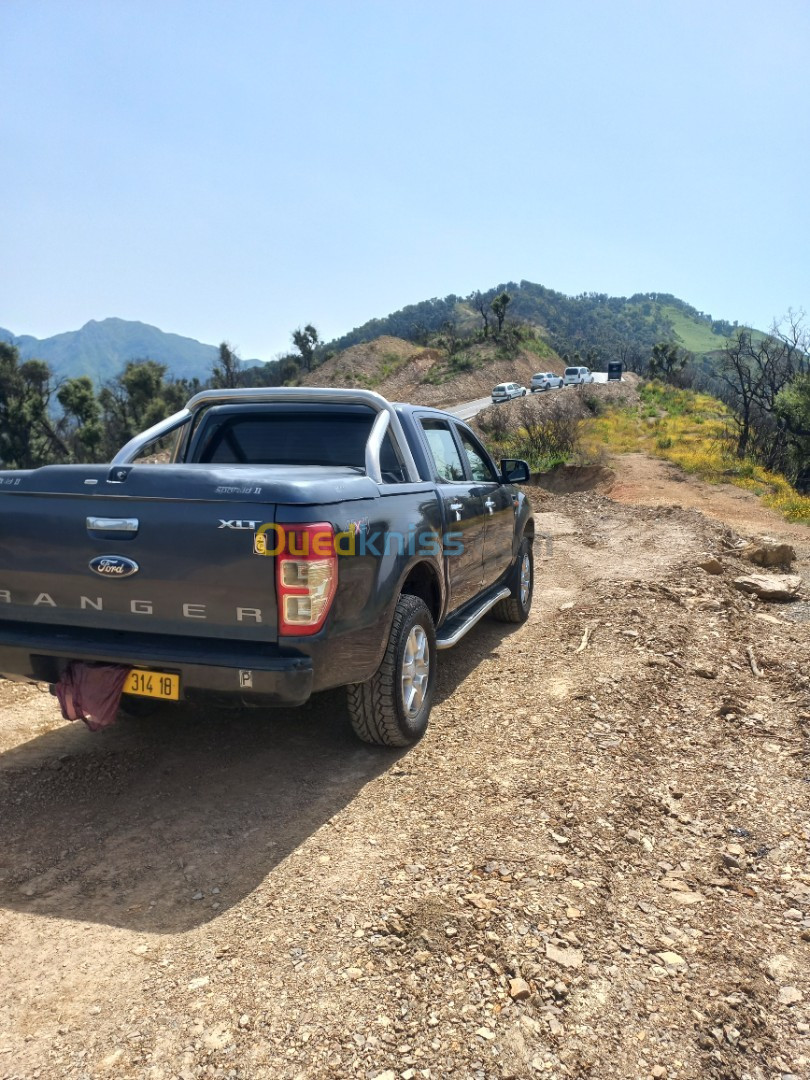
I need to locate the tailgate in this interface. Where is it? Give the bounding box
[0,483,278,642]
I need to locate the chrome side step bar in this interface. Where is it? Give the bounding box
[436,588,510,650]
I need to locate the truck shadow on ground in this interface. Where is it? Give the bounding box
[0,617,519,935]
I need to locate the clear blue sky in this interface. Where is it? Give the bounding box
[2,0,808,360]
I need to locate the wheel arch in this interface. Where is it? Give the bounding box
[398,559,443,626]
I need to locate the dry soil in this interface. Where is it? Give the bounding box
[0,457,808,1080]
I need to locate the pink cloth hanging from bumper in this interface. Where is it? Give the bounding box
[55,662,132,731]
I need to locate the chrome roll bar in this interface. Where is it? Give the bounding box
[112,387,422,484]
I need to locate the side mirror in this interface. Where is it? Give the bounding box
[501,458,530,484]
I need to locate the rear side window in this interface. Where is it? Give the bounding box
[421,420,465,482]
[192,408,406,481]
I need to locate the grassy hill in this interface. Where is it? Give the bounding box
[654,304,728,355]
[0,319,262,384]
[322,282,763,369]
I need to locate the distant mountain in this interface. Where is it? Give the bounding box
[0,318,263,384]
[322,281,760,367]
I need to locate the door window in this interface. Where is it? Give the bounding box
[458,428,498,483]
[421,420,465,482]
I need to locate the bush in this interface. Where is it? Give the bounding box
[477,404,510,442]
[477,397,584,472]
[509,398,583,469]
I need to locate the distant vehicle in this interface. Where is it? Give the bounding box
[563,366,595,386]
[530,372,564,393]
[491,382,527,403]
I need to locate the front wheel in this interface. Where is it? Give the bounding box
[346,594,436,746]
[522,389,527,396]
[492,538,534,624]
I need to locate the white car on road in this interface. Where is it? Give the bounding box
[530,372,564,392]
[491,382,527,403]
[562,366,595,386]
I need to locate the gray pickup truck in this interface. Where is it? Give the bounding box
[0,388,534,746]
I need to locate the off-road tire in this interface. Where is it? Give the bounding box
[492,537,533,624]
[346,594,436,747]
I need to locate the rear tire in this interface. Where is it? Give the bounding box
[492,537,533,624]
[346,594,436,747]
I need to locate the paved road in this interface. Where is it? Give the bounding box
[448,374,616,420]
[448,395,492,421]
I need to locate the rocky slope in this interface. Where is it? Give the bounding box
[303,335,564,408]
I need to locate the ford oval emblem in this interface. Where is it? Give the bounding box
[89,555,140,578]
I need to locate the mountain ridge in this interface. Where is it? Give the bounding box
[0,317,263,384]
[2,282,765,387]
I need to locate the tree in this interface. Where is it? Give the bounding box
[491,292,511,335]
[649,342,689,382]
[212,341,241,389]
[716,332,764,458]
[438,318,462,357]
[618,341,649,375]
[292,324,319,373]
[714,316,809,466]
[775,373,810,490]
[472,291,491,338]
[57,376,104,461]
[279,356,301,384]
[98,360,173,456]
[0,343,68,467]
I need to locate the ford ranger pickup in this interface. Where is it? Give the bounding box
[0,388,534,746]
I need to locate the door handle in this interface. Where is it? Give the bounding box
[449,500,463,521]
[484,498,495,514]
[87,517,139,534]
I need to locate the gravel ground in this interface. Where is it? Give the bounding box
[0,474,808,1080]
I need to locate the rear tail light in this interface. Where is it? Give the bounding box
[276,523,338,636]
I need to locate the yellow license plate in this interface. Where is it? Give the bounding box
[125,669,180,701]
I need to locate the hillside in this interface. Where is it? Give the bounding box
[303,332,563,407]
[322,281,761,368]
[0,319,262,384]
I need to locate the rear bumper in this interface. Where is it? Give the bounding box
[0,620,313,707]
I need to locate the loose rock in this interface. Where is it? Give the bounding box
[546,943,583,969]
[778,987,804,1006]
[733,573,802,601]
[741,541,796,567]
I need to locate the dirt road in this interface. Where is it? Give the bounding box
[1,458,808,1080]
